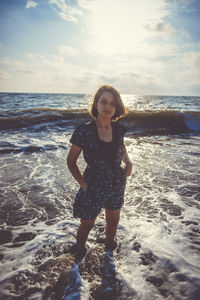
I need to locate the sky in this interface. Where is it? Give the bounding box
[0,0,200,95]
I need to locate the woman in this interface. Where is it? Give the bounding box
[67,85,132,256]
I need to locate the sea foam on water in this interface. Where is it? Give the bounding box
[0,93,200,299]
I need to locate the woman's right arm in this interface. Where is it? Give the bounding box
[67,144,88,191]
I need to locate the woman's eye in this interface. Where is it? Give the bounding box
[99,100,115,106]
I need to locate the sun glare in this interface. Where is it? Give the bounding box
[87,0,167,55]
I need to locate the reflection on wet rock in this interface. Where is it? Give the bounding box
[0,228,12,245]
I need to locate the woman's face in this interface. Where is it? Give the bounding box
[96,91,116,119]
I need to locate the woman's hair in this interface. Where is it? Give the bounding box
[90,85,126,120]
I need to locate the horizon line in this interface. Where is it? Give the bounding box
[0,91,199,97]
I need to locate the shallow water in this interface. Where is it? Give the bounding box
[0,93,200,299]
[0,133,200,299]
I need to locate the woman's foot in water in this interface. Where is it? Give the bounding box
[70,244,88,260]
[105,239,118,251]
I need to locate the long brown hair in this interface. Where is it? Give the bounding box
[90,85,126,120]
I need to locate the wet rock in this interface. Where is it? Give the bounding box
[184,199,200,209]
[182,220,199,226]
[159,288,172,297]
[45,204,59,220]
[167,204,183,216]
[8,242,25,248]
[159,212,167,222]
[37,253,76,299]
[9,269,39,298]
[89,271,137,300]
[0,192,40,226]
[13,232,36,243]
[162,259,178,274]
[0,228,12,244]
[190,240,200,246]
[0,196,24,225]
[191,226,200,234]
[132,242,141,252]
[4,208,38,226]
[79,244,130,299]
[190,286,200,300]
[189,245,200,252]
[116,282,137,300]
[133,197,142,206]
[160,199,183,216]
[146,276,164,287]
[174,272,187,282]
[91,285,118,300]
[1,191,21,206]
[140,250,157,265]
[45,219,58,225]
[80,244,106,279]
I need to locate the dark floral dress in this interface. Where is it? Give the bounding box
[70,119,127,219]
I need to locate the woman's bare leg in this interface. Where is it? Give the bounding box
[105,208,121,248]
[76,217,96,250]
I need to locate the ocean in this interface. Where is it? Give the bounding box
[0,92,200,300]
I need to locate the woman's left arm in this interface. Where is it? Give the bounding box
[122,147,132,177]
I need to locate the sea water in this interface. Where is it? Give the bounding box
[0,93,200,299]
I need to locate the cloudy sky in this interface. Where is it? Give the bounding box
[0,0,200,95]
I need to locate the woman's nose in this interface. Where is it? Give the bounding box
[105,102,111,108]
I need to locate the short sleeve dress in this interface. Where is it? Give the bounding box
[70,119,127,219]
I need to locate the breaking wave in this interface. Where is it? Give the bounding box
[0,108,200,136]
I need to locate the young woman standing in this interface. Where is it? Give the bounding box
[67,85,132,256]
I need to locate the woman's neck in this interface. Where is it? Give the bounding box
[95,116,111,129]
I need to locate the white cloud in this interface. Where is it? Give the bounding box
[58,11,77,22]
[58,45,78,56]
[145,22,175,38]
[1,45,199,95]
[49,0,83,23]
[168,0,195,12]
[77,0,94,10]
[174,51,200,85]
[173,0,195,6]
[0,57,26,70]
[0,69,10,81]
[25,0,38,9]
[27,53,37,59]
[0,53,92,92]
